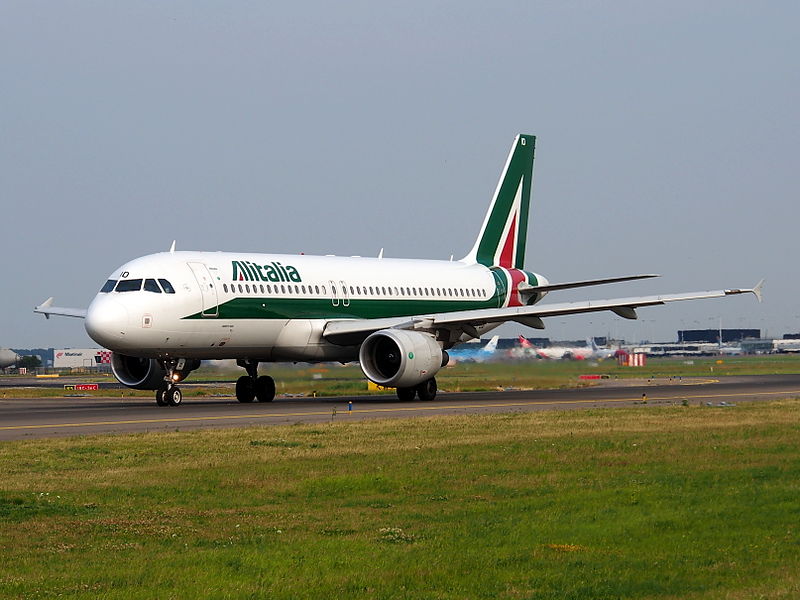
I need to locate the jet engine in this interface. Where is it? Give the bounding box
[359,330,443,388]
[111,353,200,389]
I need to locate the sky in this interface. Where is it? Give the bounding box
[1,1,798,349]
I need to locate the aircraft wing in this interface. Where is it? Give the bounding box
[322,281,763,346]
[34,297,87,319]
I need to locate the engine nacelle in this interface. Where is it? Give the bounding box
[111,353,200,389]
[359,330,443,388]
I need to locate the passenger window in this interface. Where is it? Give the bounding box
[321,285,326,294]
[158,279,176,294]
[116,279,143,292]
[281,285,286,293]
[245,284,251,293]
[100,279,117,293]
[144,279,162,293]
[315,285,320,294]
[302,285,306,294]
[223,284,229,293]
[266,284,272,293]
[238,284,243,293]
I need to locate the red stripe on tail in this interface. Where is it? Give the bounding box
[498,214,516,268]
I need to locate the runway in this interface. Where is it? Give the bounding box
[1,374,799,441]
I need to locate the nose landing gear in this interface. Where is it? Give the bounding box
[236,359,276,403]
[154,359,187,407]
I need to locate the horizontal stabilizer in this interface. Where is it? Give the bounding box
[520,274,659,294]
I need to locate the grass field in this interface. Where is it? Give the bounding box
[4,354,800,399]
[1,399,799,598]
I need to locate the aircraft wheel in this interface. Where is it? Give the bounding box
[255,375,276,402]
[236,376,256,403]
[396,386,417,401]
[166,387,182,406]
[155,389,168,407]
[416,378,437,401]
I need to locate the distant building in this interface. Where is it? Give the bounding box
[783,333,800,340]
[678,329,760,343]
[53,349,112,369]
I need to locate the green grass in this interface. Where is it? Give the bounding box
[1,400,800,598]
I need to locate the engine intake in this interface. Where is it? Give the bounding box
[359,330,443,388]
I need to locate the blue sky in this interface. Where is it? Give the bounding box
[1,1,797,347]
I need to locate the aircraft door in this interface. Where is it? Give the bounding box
[340,280,350,307]
[188,262,219,317]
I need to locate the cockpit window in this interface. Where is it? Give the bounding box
[116,279,143,292]
[158,279,176,294]
[100,279,117,293]
[144,279,162,293]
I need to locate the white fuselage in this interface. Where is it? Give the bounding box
[85,251,547,362]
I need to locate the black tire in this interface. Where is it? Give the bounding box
[155,389,168,406]
[166,387,182,406]
[236,375,256,403]
[396,386,417,401]
[255,375,276,402]
[416,378,437,401]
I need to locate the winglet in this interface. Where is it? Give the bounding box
[723,279,765,303]
[35,297,55,320]
[169,240,176,253]
[752,279,765,303]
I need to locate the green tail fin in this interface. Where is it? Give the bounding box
[462,134,535,269]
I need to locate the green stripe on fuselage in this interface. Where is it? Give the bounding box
[183,295,501,320]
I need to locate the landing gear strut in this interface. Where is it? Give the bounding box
[236,359,276,403]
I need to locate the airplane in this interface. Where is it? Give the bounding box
[35,134,763,406]
[446,335,501,364]
[518,337,594,360]
[512,336,613,360]
[0,349,20,369]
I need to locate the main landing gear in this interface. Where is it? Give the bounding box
[235,359,276,403]
[396,377,437,402]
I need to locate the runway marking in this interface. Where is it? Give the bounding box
[1,387,799,433]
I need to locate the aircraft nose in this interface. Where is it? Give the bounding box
[85,296,129,348]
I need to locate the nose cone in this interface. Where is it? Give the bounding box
[85,296,129,349]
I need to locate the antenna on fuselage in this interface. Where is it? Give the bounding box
[169,240,176,253]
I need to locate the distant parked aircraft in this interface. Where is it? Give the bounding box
[514,336,615,360]
[0,349,20,369]
[447,335,501,364]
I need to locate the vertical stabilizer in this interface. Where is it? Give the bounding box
[462,134,536,269]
